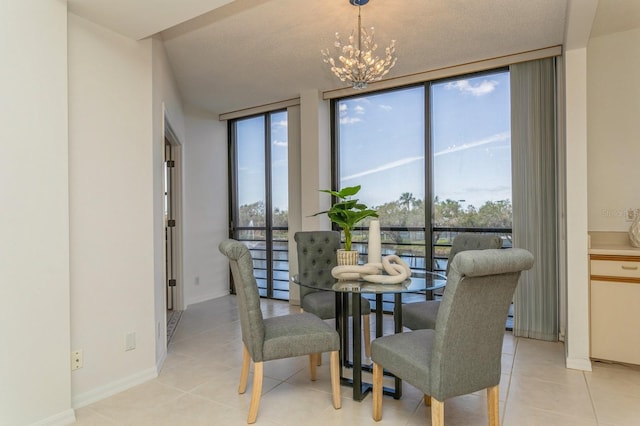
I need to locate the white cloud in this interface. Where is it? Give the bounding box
[354,105,365,114]
[273,139,287,147]
[445,79,498,96]
[340,116,363,125]
[339,104,348,112]
[273,119,288,127]
[379,104,393,111]
[434,132,510,157]
[342,156,424,181]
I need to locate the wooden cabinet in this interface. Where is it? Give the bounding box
[590,255,640,365]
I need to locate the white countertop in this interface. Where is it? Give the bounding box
[589,231,640,256]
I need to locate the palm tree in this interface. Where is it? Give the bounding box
[399,192,415,211]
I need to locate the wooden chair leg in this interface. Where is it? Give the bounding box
[424,394,431,406]
[487,385,500,426]
[309,353,317,381]
[431,397,444,426]
[372,362,383,421]
[238,344,251,394]
[329,351,341,409]
[363,314,371,358]
[247,361,263,424]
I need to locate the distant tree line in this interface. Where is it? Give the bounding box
[237,194,512,230]
[378,193,512,228]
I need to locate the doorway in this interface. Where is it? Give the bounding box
[163,121,184,342]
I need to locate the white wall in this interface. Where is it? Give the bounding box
[151,36,187,365]
[564,47,591,371]
[68,13,157,405]
[299,90,332,232]
[561,23,640,371]
[182,104,229,306]
[0,1,74,424]
[587,27,640,231]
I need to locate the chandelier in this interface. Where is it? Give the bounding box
[322,0,397,89]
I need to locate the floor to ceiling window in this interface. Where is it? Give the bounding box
[334,85,426,268]
[333,69,512,310]
[430,70,513,271]
[229,110,289,299]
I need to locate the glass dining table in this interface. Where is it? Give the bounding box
[292,270,446,401]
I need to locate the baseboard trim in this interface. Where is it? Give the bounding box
[72,367,158,409]
[29,408,76,426]
[566,356,592,371]
[186,290,230,307]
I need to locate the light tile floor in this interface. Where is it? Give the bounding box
[74,295,640,425]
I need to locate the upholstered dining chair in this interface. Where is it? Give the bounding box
[372,248,534,425]
[219,239,341,424]
[401,233,503,331]
[295,231,372,359]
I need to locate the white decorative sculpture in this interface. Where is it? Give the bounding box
[332,254,411,284]
[331,220,412,284]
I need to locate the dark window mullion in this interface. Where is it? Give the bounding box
[425,81,434,274]
[264,112,274,298]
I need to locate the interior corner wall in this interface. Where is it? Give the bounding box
[563,47,591,371]
[287,105,302,304]
[151,35,187,365]
[1,1,73,425]
[68,13,158,405]
[587,27,640,231]
[182,104,229,306]
[299,90,332,231]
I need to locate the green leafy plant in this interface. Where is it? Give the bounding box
[312,185,378,251]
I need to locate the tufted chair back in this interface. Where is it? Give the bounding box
[446,233,503,275]
[294,231,340,300]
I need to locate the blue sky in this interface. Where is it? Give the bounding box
[338,70,511,209]
[237,70,511,212]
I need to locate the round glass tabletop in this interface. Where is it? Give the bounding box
[292,270,446,294]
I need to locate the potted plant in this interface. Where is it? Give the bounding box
[312,185,378,265]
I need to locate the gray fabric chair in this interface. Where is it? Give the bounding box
[372,248,534,425]
[218,239,341,424]
[401,233,503,331]
[294,231,372,358]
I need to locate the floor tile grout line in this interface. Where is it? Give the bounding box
[583,369,602,425]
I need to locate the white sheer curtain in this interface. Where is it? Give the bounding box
[510,58,559,341]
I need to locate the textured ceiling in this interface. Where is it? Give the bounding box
[160,0,568,114]
[67,0,638,116]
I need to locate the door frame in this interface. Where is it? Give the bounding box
[163,117,185,312]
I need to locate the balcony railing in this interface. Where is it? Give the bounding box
[234,226,290,300]
[349,226,513,313]
[233,225,513,311]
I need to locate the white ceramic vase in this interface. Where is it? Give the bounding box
[368,219,382,265]
[630,211,640,248]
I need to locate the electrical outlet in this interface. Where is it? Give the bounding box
[125,332,136,351]
[71,350,83,370]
